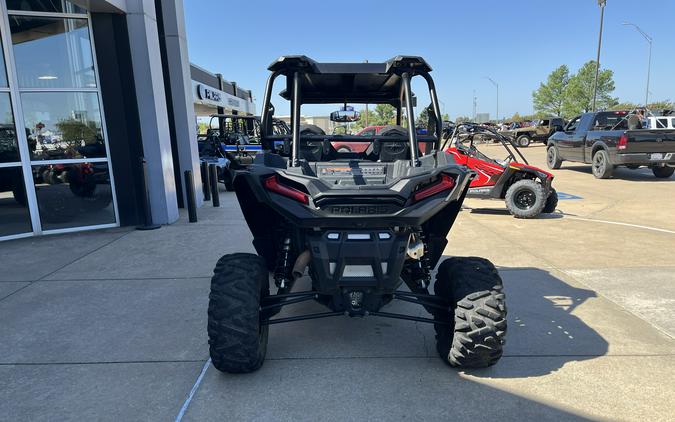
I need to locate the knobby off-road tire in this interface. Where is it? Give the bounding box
[546,145,562,169]
[542,188,559,214]
[504,179,546,218]
[208,253,269,373]
[433,257,507,368]
[652,166,674,178]
[592,149,613,179]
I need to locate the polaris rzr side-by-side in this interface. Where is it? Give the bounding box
[198,114,290,190]
[207,56,507,373]
[444,123,558,218]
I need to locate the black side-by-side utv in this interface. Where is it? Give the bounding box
[207,56,507,373]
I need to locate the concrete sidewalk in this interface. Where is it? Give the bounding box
[1,189,674,421]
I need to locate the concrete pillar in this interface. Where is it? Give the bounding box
[125,0,179,224]
[158,0,203,206]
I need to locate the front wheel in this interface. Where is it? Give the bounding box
[433,257,507,368]
[592,149,613,179]
[504,179,546,218]
[652,166,674,178]
[208,253,269,373]
[542,188,558,213]
[546,146,562,169]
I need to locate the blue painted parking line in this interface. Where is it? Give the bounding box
[557,192,583,200]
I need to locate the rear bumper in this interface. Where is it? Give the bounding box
[307,228,409,296]
[615,152,675,166]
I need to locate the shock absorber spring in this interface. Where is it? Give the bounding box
[419,232,432,289]
[274,236,293,289]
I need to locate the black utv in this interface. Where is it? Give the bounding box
[207,56,507,373]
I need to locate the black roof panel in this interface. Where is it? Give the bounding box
[270,55,432,105]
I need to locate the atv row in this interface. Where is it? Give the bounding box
[207,56,507,373]
[198,114,290,190]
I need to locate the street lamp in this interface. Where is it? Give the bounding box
[484,76,498,122]
[623,22,653,107]
[592,0,606,112]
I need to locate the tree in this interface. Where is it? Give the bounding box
[533,65,570,117]
[507,112,522,123]
[371,104,396,125]
[562,60,617,117]
[417,107,429,127]
[610,102,639,111]
[455,116,471,123]
[646,100,674,111]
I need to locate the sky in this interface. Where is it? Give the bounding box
[184,0,675,120]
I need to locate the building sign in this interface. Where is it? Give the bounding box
[197,84,222,102]
[192,81,254,114]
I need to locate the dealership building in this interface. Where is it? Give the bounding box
[0,0,254,241]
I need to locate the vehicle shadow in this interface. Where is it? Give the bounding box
[451,265,608,378]
[463,207,564,219]
[560,164,675,182]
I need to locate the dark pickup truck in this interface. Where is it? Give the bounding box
[546,110,675,179]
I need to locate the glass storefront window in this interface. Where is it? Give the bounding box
[32,162,115,231]
[0,39,7,87]
[6,0,86,14]
[0,94,19,163]
[0,166,32,236]
[21,92,106,160]
[9,16,95,88]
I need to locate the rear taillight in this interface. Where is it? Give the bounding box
[263,175,309,205]
[617,134,628,151]
[413,174,456,202]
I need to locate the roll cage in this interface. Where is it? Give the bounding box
[444,122,529,165]
[258,55,444,168]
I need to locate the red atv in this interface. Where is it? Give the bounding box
[443,123,558,218]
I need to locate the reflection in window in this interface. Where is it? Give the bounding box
[21,92,106,160]
[0,166,32,237]
[6,0,86,13]
[10,17,95,88]
[32,162,114,231]
[0,94,19,163]
[0,38,7,87]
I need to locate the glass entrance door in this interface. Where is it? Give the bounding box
[0,1,118,240]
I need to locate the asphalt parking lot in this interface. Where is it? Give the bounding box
[1,144,674,421]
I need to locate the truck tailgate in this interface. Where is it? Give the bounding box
[625,129,675,153]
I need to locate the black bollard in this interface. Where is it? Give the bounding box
[200,160,210,201]
[184,170,198,223]
[209,164,220,207]
[137,157,161,230]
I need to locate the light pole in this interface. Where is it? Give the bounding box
[485,77,498,122]
[592,0,606,112]
[623,22,653,107]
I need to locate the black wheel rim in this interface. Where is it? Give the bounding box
[514,189,537,210]
[593,153,605,175]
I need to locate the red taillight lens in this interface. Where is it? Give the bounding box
[263,175,309,205]
[413,174,456,202]
[617,134,628,150]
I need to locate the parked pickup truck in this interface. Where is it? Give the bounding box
[546,110,675,179]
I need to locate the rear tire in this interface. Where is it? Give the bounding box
[542,188,558,213]
[652,166,674,178]
[592,149,613,179]
[504,179,546,218]
[433,257,507,368]
[546,146,562,169]
[208,253,269,373]
[516,135,531,148]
